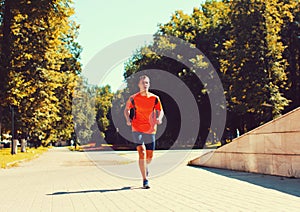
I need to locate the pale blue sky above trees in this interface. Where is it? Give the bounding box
[74,0,204,91]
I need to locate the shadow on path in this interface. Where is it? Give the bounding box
[190,166,300,197]
[47,186,144,195]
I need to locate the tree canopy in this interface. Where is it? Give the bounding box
[1,0,300,149]
[0,0,81,145]
[116,0,300,148]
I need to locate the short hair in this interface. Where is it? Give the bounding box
[139,75,150,82]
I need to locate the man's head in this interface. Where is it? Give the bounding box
[138,75,150,92]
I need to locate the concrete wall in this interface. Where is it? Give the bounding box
[189,107,300,178]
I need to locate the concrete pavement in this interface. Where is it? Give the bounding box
[0,147,300,211]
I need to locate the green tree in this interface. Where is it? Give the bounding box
[0,0,81,145]
[72,77,96,145]
[123,1,231,148]
[73,82,115,147]
[53,23,82,143]
[123,0,300,147]
[282,2,300,111]
[0,0,13,134]
[219,0,295,132]
[95,85,114,138]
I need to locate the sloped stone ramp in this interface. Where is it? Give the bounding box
[189,107,300,178]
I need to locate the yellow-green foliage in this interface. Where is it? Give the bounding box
[124,0,300,134]
[0,0,81,145]
[68,146,83,152]
[0,147,48,168]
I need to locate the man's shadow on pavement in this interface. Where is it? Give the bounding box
[47,186,145,195]
[190,166,300,197]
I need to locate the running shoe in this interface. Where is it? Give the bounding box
[143,179,150,189]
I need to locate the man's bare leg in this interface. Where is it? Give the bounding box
[146,150,153,176]
[146,150,153,165]
[137,145,146,180]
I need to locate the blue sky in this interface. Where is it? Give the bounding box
[73,0,204,91]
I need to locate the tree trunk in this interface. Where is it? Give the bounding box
[13,139,18,154]
[21,138,26,152]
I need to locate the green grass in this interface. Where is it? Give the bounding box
[0,147,49,169]
[68,146,84,152]
[205,139,233,149]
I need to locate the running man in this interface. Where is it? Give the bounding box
[124,75,164,189]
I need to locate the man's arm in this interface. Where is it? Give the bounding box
[124,105,131,126]
[156,109,164,125]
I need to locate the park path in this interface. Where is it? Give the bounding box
[0,147,300,211]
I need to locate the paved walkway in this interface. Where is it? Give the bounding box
[0,147,300,212]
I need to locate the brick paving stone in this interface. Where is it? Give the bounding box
[0,147,299,212]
